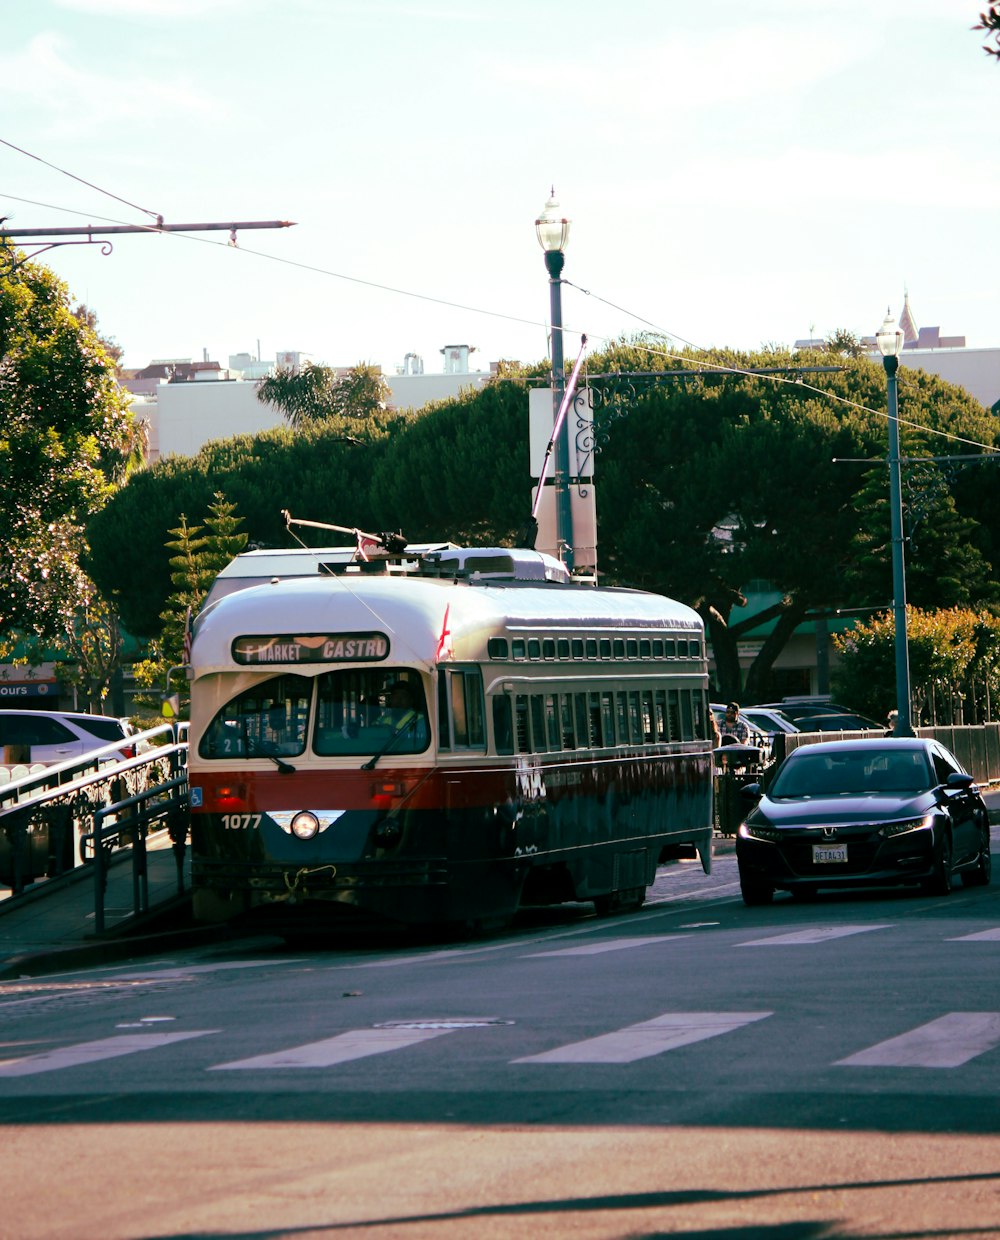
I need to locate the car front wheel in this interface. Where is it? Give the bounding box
[922,832,954,896]
[962,827,992,888]
[739,870,774,906]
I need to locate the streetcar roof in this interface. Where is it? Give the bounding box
[191,573,702,672]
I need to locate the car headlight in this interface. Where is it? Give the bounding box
[290,811,320,840]
[880,814,934,839]
[738,821,782,843]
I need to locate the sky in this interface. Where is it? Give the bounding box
[1,0,998,377]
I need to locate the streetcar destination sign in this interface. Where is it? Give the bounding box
[232,632,389,664]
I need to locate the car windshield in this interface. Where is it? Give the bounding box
[793,713,878,733]
[770,749,932,798]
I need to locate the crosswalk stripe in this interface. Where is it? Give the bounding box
[513,1011,772,1064]
[525,936,683,958]
[737,925,892,947]
[209,1027,457,1070]
[948,928,1000,942]
[0,1031,218,1078]
[836,1013,1000,1068]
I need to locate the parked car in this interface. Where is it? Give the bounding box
[0,710,136,765]
[755,698,882,733]
[735,737,991,905]
[740,706,800,738]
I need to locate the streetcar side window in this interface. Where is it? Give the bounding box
[628,691,642,742]
[641,690,655,743]
[515,695,531,753]
[588,692,603,747]
[680,688,694,740]
[560,695,575,749]
[654,689,668,741]
[575,693,589,749]
[199,674,312,761]
[449,669,485,749]
[601,691,616,745]
[438,672,451,751]
[492,695,514,755]
[616,692,630,743]
[530,695,547,752]
[545,694,560,750]
[668,689,681,739]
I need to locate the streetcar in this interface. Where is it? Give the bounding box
[186,541,714,933]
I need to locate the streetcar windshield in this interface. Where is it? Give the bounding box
[314,668,429,757]
[197,668,430,761]
[198,674,312,760]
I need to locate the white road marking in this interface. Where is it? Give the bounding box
[525,936,684,958]
[0,1031,218,1077]
[836,1013,1000,1068]
[513,1011,772,1064]
[210,1026,460,1070]
[948,928,1000,942]
[737,925,892,946]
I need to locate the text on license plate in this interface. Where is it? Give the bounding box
[813,843,848,864]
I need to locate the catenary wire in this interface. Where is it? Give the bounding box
[0,139,162,221]
[1,189,996,456]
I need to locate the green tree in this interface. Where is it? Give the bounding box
[589,339,999,700]
[133,494,248,710]
[0,256,136,650]
[257,361,390,428]
[833,607,1000,725]
[86,339,1000,702]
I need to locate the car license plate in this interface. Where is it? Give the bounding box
[813,844,848,864]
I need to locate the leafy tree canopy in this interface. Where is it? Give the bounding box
[833,606,1000,725]
[87,340,1000,706]
[0,255,136,648]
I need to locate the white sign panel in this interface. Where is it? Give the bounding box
[529,387,594,479]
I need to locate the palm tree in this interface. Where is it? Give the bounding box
[257,361,390,429]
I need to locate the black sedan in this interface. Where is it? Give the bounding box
[736,738,991,905]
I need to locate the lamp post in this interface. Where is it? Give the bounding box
[535,189,574,570]
[875,310,914,737]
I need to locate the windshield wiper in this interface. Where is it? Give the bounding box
[362,715,418,771]
[241,718,296,774]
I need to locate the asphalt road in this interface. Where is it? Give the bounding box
[2,837,999,1240]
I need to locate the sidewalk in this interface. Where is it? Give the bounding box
[0,841,227,980]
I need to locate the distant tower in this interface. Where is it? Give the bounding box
[899,290,919,346]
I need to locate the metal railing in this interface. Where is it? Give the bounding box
[779,723,1000,784]
[0,723,188,931]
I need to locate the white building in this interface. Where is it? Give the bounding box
[128,345,496,462]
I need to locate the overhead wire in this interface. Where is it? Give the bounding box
[0,182,996,456]
[0,138,162,221]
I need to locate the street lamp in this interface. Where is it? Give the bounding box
[875,309,914,737]
[535,189,574,569]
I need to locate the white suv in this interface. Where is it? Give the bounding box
[0,710,136,765]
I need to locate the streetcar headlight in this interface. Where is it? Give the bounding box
[290,811,320,840]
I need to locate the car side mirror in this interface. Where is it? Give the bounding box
[944,771,974,791]
[740,782,762,801]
